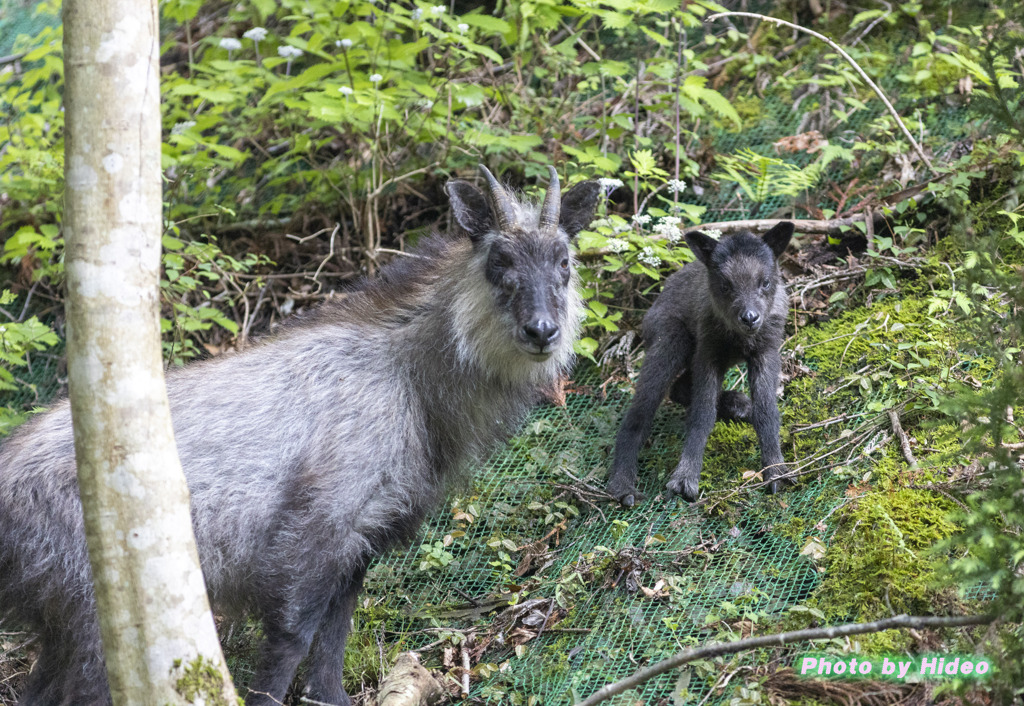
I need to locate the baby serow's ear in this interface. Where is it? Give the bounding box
[558,180,602,239]
[763,221,795,259]
[684,230,718,266]
[445,180,493,241]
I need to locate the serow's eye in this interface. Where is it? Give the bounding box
[491,252,514,271]
[761,278,771,290]
[560,258,570,270]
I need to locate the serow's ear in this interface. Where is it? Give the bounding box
[762,221,794,259]
[445,179,493,240]
[558,180,602,239]
[684,230,718,266]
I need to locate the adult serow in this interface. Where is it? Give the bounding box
[0,166,600,706]
[606,222,795,505]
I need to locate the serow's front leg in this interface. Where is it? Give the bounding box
[666,350,723,502]
[608,336,689,507]
[303,566,368,706]
[748,349,788,494]
[245,568,343,706]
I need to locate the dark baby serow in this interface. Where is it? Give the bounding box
[0,166,600,706]
[607,221,796,505]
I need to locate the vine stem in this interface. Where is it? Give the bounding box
[576,613,993,706]
[706,11,937,176]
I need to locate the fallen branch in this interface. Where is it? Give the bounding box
[706,11,937,176]
[376,652,443,706]
[460,647,470,698]
[888,409,918,467]
[576,613,993,706]
[680,216,873,236]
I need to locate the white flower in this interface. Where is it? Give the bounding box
[606,238,629,253]
[411,7,423,19]
[666,178,686,194]
[598,177,623,190]
[338,38,353,49]
[421,99,434,109]
[369,73,383,83]
[339,86,354,95]
[278,45,303,58]
[457,23,469,32]
[703,228,723,239]
[171,120,196,135]
[243,27,268,42]
[219,38,242,51]
[632,213,651,226]
[431,5,446,14]
[639,246,661,267]
[653,216,683,243]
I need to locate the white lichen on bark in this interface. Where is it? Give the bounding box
[63,0,236,702]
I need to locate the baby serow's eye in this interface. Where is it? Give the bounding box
[560,258,569,270]
[761,278,771,289]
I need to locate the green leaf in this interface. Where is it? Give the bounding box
[574,337,598,360]
[695,87,741,127]
[461,14,512,34]
[640,26,672,47]
[630,149,656,176]
[263,61,344,100]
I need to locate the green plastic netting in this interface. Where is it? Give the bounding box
[354,367,842,704]
[0,0,56,58]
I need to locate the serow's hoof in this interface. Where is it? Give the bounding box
[764,468,794,495]
[665,476,698,503]
[607,480,644,507]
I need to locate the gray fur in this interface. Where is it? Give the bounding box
[606,222,795,506]
[0,169,601,706]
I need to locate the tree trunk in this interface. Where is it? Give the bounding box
[62,0,236,703]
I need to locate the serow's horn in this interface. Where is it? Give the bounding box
[538,165,560,234]
[478,164,516,231]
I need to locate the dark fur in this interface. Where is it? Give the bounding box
[607,222,795,505]
[0,172,600,706]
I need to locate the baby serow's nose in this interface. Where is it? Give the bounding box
[739,310,760,327]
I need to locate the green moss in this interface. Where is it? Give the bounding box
[342,603,405,693]
[813,488,960,621]
[776,517,808,544]
[172,655,239,706]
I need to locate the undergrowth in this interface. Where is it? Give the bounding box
[2,0,1023,704]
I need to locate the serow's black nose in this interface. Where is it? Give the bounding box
[739,310,760,327]
[523,319,560,348]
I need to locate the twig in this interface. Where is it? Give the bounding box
[576,613,993,706]
[310,223,340,290]
[534,599,557,641]
[374,247,423,259]
[791,412,867,433]
[685,216,872,236]
[706,12,937,175]
[453,587,480,607]
[888,409,918,467]
[368,163,439,200]
[460,647,470,697]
